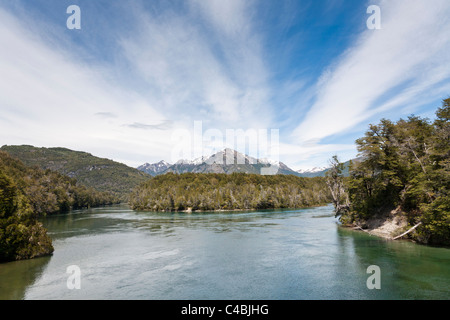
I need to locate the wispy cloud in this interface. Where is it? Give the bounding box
[0,1,275,166]
[119,0,273,131]
[94,112,117,119]
[125,121,173,130]
[1,0,448,169]
[0,6,169,166]
[293,0,450,144]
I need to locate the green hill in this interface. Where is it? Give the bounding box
[0,150,121,262]
[0,150,118,216]
[1,145,151,200]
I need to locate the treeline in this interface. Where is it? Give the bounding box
[334,98,449,245]
[129,172,332,211]
[0,151,120,262]
[1,145,151,200]
[0,171,53,262]
[0,151,120,216]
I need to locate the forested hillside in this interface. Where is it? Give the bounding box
[0,151,118,216]
[1,145,151,200]
[335,98,450,245]
[129,172,332,211]
[0,151,120,262]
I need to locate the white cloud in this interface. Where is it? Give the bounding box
[190,0,250,37]
[293,0,450,143]
[0,7,171,167]
[0,1,275,167]
[119,0,273,132]
[3,0,447,170]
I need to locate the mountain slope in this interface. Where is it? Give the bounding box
[141,148,302,176]
[137,160,171,176]
[296,158,362,177]
[297,167,329,178]
[1,145,151,199]
[0,150,118,262]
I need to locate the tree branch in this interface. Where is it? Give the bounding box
[392,222,422,240]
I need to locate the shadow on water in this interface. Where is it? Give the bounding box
[335,226,450,300]
[0,255,51,300]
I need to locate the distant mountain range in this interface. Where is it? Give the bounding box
[137,160,172,176]
[0,145,353,200]
[137,148,347,178]
[296,167,329,177]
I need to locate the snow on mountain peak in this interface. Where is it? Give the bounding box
[297,166,327,174]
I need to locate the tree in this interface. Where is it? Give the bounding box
[325,156,349,217]
[0,172,17,219]
[343,97,450,245]
[0,170,54,262]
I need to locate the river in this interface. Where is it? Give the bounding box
[0,204,449,300]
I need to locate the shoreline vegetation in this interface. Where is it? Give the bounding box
[328,98,449,246]
[0,151,119,262]
[0,145,150,201]
[129,172,332,212]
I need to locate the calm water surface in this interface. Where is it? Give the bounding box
[0,204,449,300]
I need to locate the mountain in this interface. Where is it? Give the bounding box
[0,145,151,199]
[296,158,363,178]
[139,148,301,176]
[0,150,119,262]
[0,150,117,215]
[296,167,329,178]
[137,160,172,176]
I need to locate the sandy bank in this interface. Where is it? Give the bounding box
[345,207,409,240]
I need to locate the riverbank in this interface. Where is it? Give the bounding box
[342,207,410,241]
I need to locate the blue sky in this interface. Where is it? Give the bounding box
[0,0,449,169]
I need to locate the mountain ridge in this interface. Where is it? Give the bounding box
[1,145,151,199]
[137,160,172,176]
[138,149,327,177]
[137,149,359,178]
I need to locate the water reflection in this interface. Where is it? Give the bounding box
[0,256,51,300]
[336,226,450,299]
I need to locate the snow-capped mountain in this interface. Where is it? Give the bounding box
[138,149,300,176]
[296,166,329,177]
[297,167,328,174]
[137,160,172,176]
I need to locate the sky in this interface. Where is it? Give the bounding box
[0,0,449,170]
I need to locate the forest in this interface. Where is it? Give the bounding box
[0,151,119,261]
[0,145,150,200]
[129,172,332,212]
[0,151,119,215]
[330,98,449,245]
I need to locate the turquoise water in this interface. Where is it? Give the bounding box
[0,204,449,300]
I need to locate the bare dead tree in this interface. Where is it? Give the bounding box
[325,155,350,217]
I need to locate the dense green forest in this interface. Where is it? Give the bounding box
[333,98,449,245]
[129,172,332,211]
[0,151,120,262]
[0,170,53,262]
[0,151,119,215]
[1,145,150,200]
